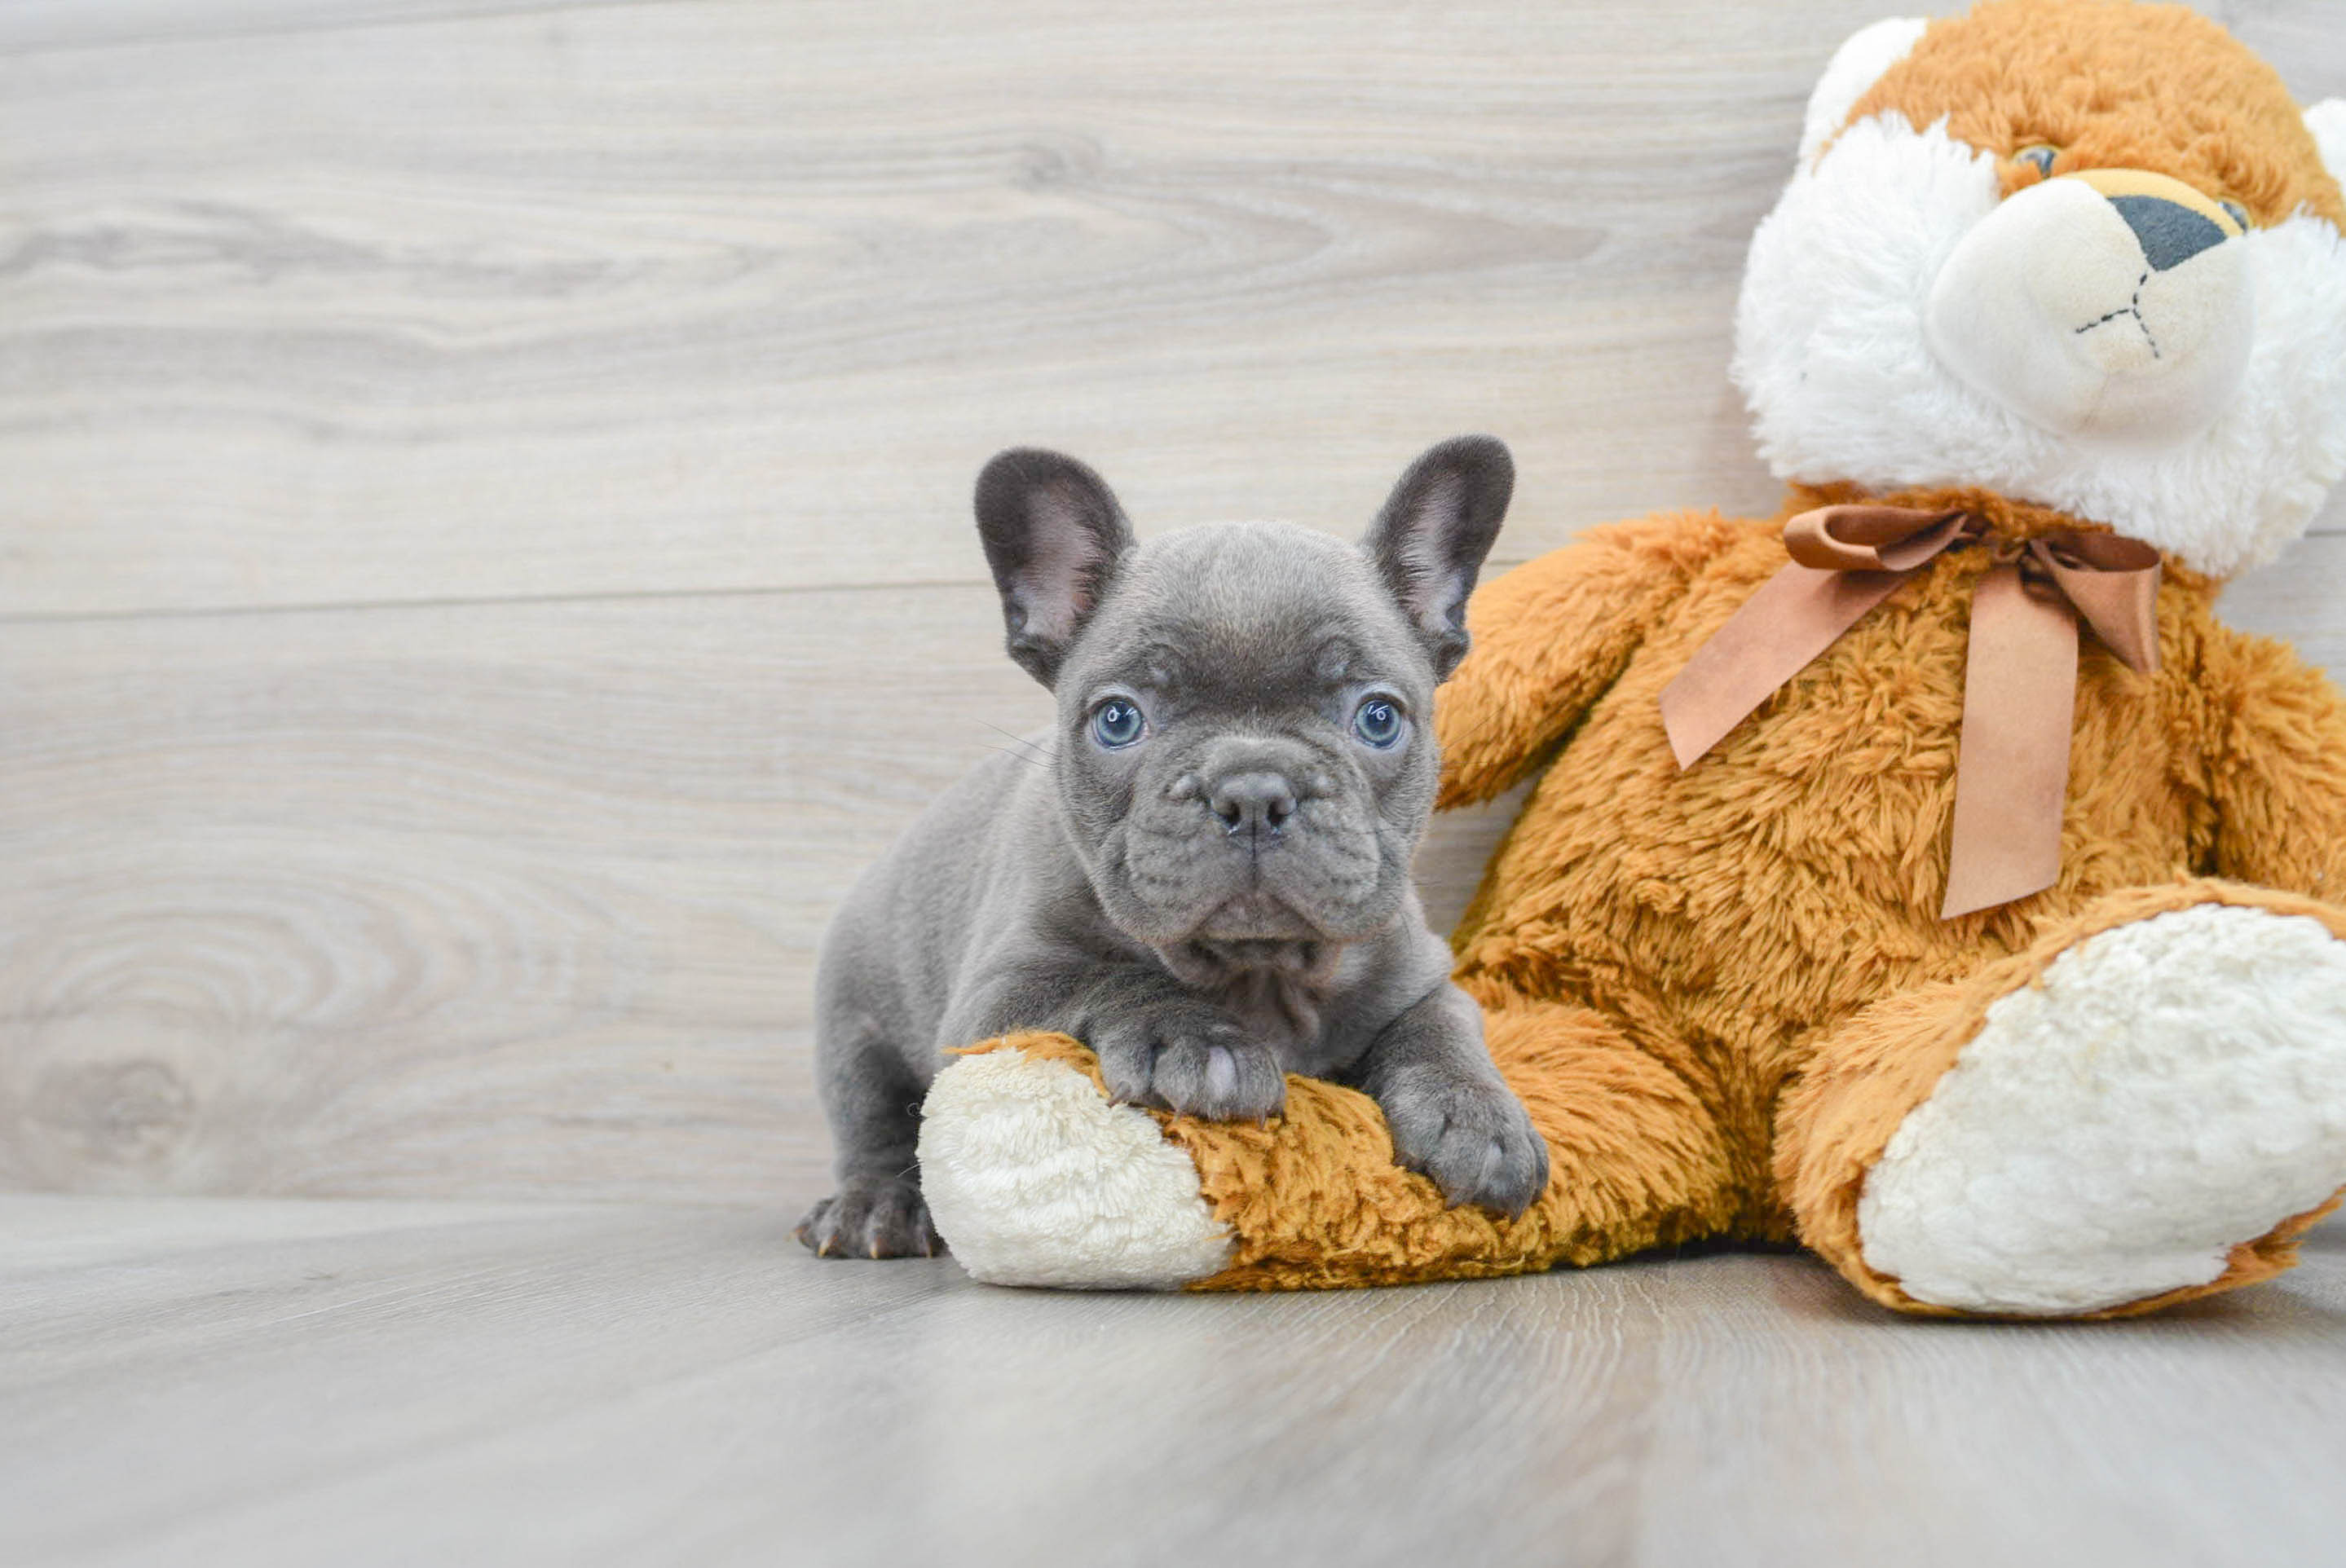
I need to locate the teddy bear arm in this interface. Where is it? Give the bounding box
[1435,509,1738,807]
[2204,628,2346,898]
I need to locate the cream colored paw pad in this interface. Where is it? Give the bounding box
[918,1048,1233,1289]
[1859,905,2346,1315]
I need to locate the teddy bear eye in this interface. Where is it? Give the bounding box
[2014,145,2059,178]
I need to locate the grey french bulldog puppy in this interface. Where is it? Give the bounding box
[796,435,1549,1260]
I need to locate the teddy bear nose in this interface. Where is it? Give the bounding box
[2109,194,2229,272]
[1209,772,1297,837]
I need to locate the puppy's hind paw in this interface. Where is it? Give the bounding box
[794,1176,945,1260]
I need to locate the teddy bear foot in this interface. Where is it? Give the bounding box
[917,1037,1234,1288]
[1856,903,2346,1316]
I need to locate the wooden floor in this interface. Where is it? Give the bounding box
[3,0,2342,1209]
[3,1195,2343,1568]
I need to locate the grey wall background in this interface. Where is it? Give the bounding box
[2,0,2341,1207]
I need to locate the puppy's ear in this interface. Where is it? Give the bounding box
[973,448,1136,687]
[1363,435,1512,680]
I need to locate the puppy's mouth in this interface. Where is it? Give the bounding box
[1193,890,1322,942]
[1158,927,1341,990]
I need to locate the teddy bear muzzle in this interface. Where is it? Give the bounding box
[1925,166,2254,446]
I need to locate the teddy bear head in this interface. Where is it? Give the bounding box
[1733,0,2346,578]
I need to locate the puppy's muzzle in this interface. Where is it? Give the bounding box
[1209,771,1296,839]
[1175,737,1326,847]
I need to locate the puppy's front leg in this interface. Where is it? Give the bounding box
[949,962,1285,1123]
[1089,985,1287,1123]
[1354,983,1548,1216]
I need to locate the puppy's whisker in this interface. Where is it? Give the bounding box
[977,717,1055,762]
[981,743,1052,771]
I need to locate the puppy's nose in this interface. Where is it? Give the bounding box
[1209,772,1296,838]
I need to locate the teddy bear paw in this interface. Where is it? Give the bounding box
[918,1045,1234,1289]
[1857,903,2346,1315]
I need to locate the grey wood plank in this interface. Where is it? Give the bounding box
[0,0,1934,618]
[2229,0,2346,109]
[0,1195,2339,1568]
[0,0,633,58]
[3,0,2335,623]
[0,584,1043,1203]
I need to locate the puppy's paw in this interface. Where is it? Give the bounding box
[1095,1006,1286,1121]
[1378,1068,1549,1218]
[794,1176,944,1260]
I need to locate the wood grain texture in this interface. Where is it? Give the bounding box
[0,0,2041,617]
[2,0,2331,621]
[0,585,1050,1202]
[2,0,2345,1203]
[1,1194,2341,1568]
[0,0,621,56]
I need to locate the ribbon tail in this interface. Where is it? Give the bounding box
[2045,555,2162,675]
[1942,564,2080,918]
[1660,563,1911,769]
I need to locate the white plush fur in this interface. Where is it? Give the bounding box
[1735,112,2346,578]
[2310,100,2346,187]
[919,1049,1233,1288]
[1858,906,2346,1315]
[1797,16,1928,166]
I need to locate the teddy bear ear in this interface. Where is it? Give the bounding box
[2309,100,2346,189]
[1797,16,1930,165]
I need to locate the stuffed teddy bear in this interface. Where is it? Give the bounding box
[913,0,2346,1318]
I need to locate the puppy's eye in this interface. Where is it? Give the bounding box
[1352,697,1405,750]
[1091,698,1146,749]
[2014,144,2058,178]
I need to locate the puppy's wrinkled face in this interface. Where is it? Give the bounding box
[1055,524,1435,950]
[973,438,1512,966]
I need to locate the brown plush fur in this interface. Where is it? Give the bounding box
[954,1,2346,1311]
[1436,485,2346,1303]
[1840,0,2344,227]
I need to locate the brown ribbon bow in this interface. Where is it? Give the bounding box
[1657,504,2163,918]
